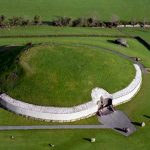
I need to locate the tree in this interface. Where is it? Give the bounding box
[33,15,41,25]
[52,16,71,26]
[110,15,120,27]
[9,17,23,26]
[129,18,137,27]
[87,17,100,27]
[0,15,6,27]
[22,19,30,26]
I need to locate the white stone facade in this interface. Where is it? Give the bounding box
[112,64,142,106]
[0,64,142,122]
[91,88,112,104]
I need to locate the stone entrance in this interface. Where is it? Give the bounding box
[91,87,137,136]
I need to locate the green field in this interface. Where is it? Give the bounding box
[0,0,150,21]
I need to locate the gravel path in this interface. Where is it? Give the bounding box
[0,125,110,130]
[98,110,136,136]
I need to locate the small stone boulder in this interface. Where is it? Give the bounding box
[141,122,145,127]
[115,38,129,47]
[91,138,96,143]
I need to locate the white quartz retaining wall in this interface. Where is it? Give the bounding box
[0,64,142,122]
[0,94,98,122]
[112,64,142,106]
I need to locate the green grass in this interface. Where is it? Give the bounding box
[0,36,149,66]
[0,125,149,150]
[0,26,125,36]
[1,43,134,107]
[119,28,150,44]
[0,0,150,21]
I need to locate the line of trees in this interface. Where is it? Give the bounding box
[0,15,150,28]
[0,15,41,28]
[52,16,150,27]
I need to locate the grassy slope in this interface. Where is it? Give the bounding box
[120,28,150,44]
[3,44,134,106]
[0,0,150,21]
[0,35,150,66]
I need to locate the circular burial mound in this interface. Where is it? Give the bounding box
[2,44,135,107]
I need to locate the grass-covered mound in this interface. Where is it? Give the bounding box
[0,44,135,107]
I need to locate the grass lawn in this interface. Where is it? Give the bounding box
[0,124,149,150]
[1,43,134,107]
[0,0,150,21]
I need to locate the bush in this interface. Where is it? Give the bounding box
[52,16,71,26]
[9,17,24,26]
[0,15,6,27]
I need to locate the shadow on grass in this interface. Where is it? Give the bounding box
[0,45,25,72]
[131,122,141,126]
[107,40,117,44]
[83,138,91,142]
[143,115,150,119]
[0,45,26,92]
[135,36,150,51]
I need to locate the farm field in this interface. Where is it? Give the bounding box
[0,0,150,21]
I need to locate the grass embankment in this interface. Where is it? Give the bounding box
[1,44,134,107]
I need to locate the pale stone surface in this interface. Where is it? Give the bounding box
[91,138,96,142]
[141,122,145,127]
[91,88,112,104]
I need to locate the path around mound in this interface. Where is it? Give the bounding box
[0,125,110,130]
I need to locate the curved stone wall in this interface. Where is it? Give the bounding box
[112,64,142,106]
[0,64,142,122]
